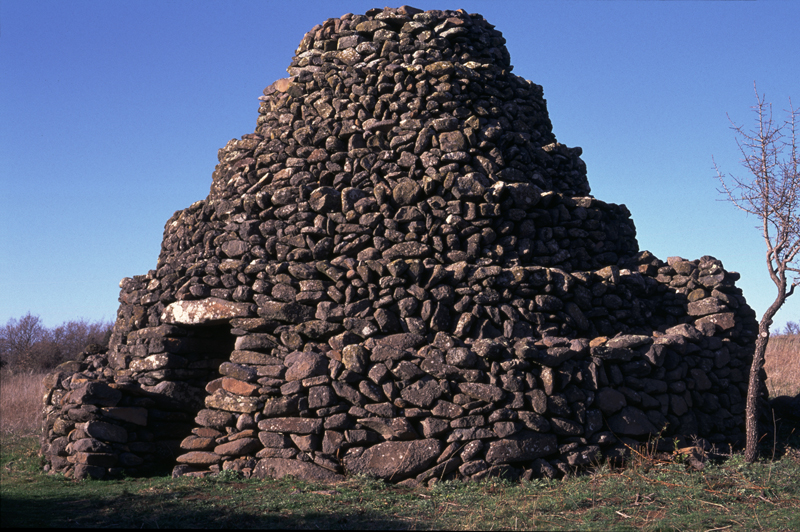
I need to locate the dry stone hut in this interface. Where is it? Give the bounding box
[41,6,758,483]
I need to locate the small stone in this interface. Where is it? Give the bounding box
[392,179,422,206]
[596,387,627,415]
[81,421,127,444]
[180,435,216,451]
[687,298,728,317]
[457,382,505,403]
[221,377,260,397]
[425,61,454,77]
[439,131,466,153]
[219,362,259,382]
[285,352,328,381]
[606,335,653,349]
[607,406,658,436]
[71,438,113,453]
[69,382,122,407]
[215,438,261,456]
[400,379,443,408]
[205,389,262,413]
[195,409,236,429]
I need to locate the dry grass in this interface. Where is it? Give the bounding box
[765,334,800,398]
[0,370,45,437]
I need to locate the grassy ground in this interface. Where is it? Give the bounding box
[2,433,799,530]
[1,337,798,530]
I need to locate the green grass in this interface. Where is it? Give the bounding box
[3,434,799,530]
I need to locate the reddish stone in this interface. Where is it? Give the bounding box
[180,436,216,451]
[175,452,222,466]
[215,438,262,456]
[221,377,259,396]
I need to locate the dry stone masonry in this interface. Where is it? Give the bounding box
[41,6,758,483]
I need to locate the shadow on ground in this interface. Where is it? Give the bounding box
[765,393,800,459]
[0,483,420,530]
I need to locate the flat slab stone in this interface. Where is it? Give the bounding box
[215,438,262,456]
[457,382,505,403]
[687,298,728,317]
[71,452,118,467]
[400,379,444,408]
[205,389,262,413]
[195,409,236,428]
[221,377,259,396]
[285,352,328,381]
[162,297,254,325]
[382,241,432,260]
[257,301,315,323]
[71,438,113,453]
[81,421,128,443]
[180,435,216,451]
[345,439,443,480]
[258,417,323,434]
[253,458,343,482]
[70,382,122,407]
[695,312,736,332]
[176,451,222,466]
[606,335,653,349]
[485,431,558,464]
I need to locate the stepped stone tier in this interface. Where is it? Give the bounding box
[41,6,758,483]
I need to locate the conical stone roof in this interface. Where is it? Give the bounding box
[159,5,636,289]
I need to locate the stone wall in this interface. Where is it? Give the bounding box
[41,6,758,483]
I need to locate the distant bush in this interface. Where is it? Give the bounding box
[774,320,799,336]
[0,313,113,373]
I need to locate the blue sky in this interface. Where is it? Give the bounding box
[1,1,798,331]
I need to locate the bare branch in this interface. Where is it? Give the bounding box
[713,83,798,463]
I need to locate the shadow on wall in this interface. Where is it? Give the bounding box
[40,325,236,477]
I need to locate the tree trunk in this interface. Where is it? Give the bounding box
[744,329,769,462]
[744,299,783,463]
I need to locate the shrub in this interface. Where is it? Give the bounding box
[0,313,112,373]
[775,320,799,336]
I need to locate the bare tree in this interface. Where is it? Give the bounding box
[0,313,113,373]
[775,320,799,336]
[714,84,800,463]
[0,313,47,370]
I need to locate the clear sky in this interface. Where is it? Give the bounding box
[1,1,798,332]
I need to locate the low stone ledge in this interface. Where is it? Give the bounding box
[161,298,255,325]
